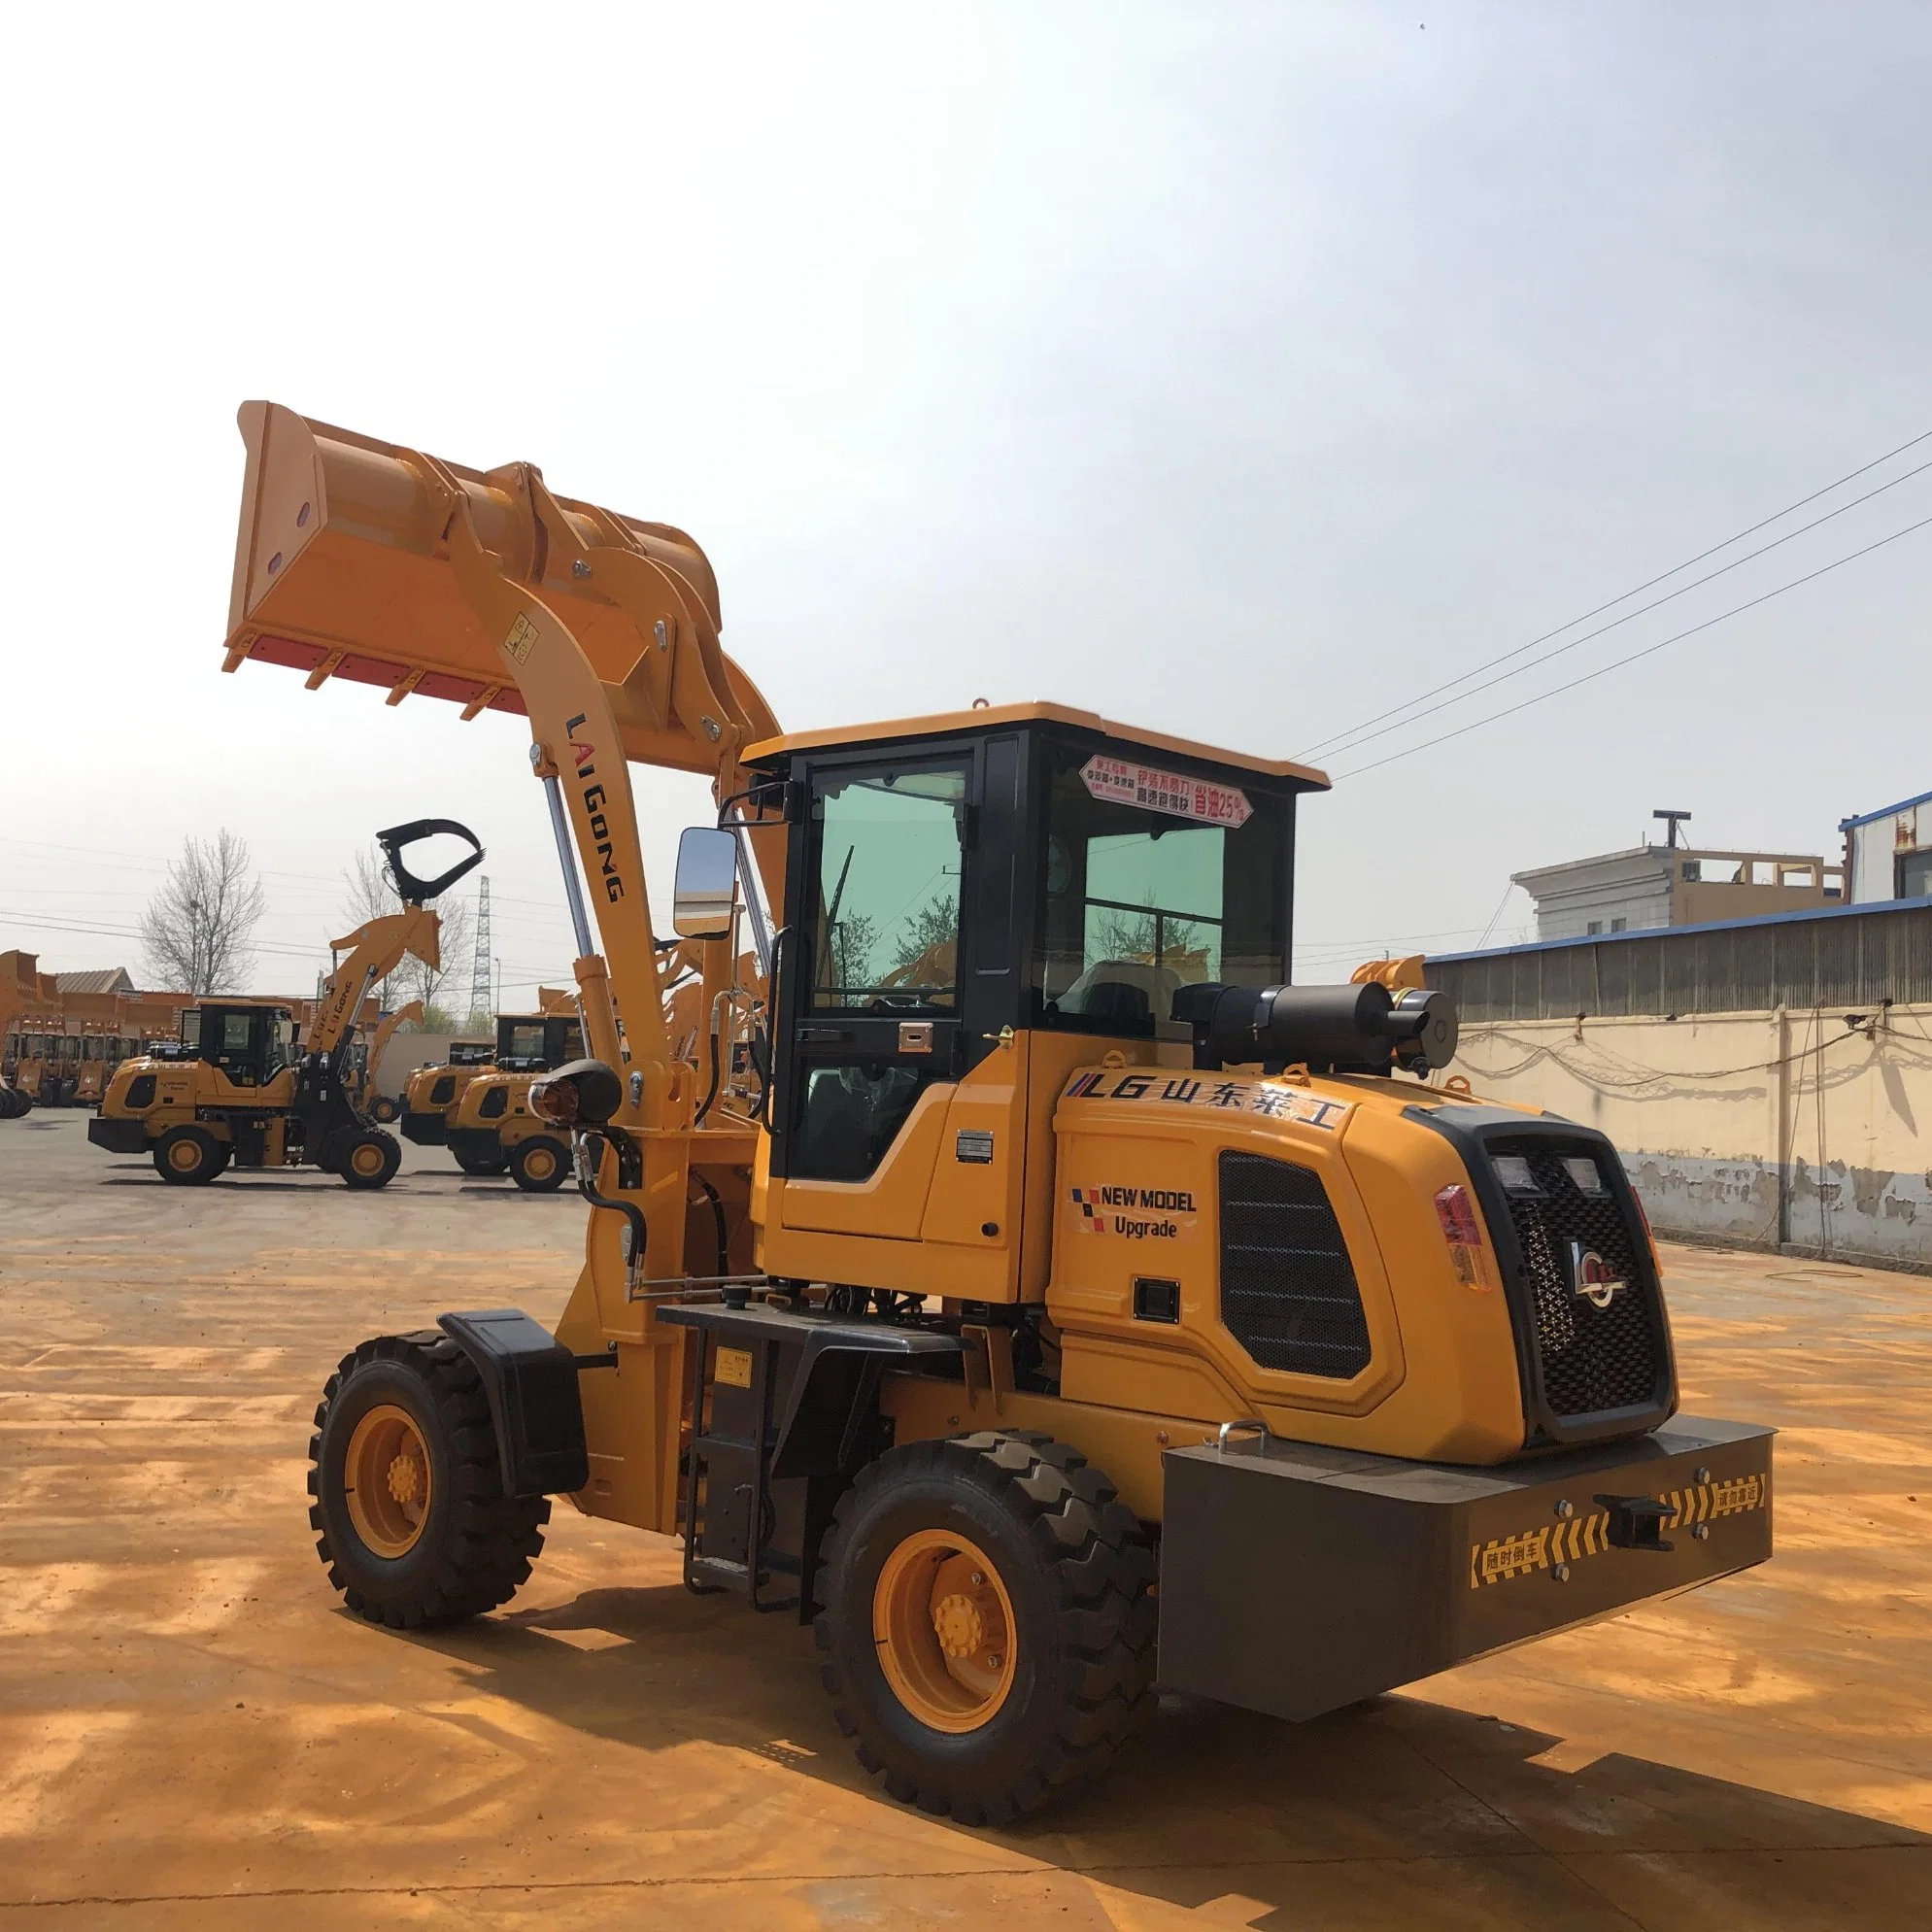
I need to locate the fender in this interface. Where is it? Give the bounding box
[437,1308,593,1498]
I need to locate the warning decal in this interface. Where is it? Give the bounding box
[1081,755,1251,828]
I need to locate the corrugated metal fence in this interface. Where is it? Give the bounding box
[1429,898,1932,1022]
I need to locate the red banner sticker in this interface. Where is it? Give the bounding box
[1080,755,1251,828]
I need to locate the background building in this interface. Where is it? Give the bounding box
[1513,842,1842,942]
[1842,789,1932,904]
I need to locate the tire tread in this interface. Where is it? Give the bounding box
[814,1429,1157,1824]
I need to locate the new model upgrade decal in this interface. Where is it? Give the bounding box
[1070,1184,1200,1240]
[1062,1068,1351,1131]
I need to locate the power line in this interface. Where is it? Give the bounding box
[1306,450,1932,763]
[1336,510,1932,779]
[1297,424,1932,762]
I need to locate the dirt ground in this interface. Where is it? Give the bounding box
[2,1110,1928,1929]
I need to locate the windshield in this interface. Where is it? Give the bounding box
[1032,742,1289,1034]
[500,1022,548,1062]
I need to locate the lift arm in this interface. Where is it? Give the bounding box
[363,999,424,1083]
[225,405,782,1110]
[307,909,442,1059]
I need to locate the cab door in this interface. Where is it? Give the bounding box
[769,735,1028,1263]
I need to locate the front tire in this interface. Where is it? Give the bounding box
[154,1125,226,1185]
[509,1135,569,1193]
[454,1148,511,1177]
[815,1432,1157,1825]
[307,1331,549,1627]
[340,1130,402,1190]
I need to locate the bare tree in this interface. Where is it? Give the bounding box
[141,831,268,994]
[337,852,473,1024]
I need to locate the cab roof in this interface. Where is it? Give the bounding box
[743,702,1331,792]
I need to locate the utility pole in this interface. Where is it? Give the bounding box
[469,877,492,1022]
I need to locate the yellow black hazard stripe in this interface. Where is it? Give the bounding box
[1468,1470,1769,1590]
[1663,1472,1767,1528]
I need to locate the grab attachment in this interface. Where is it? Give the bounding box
[377,819,485,904]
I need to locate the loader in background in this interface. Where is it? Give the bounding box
[395,1034,496,1149]
[444,1007,586,1189]
[0,951,57,1118]
[401,990,584,1180]
[90,819,483,1186]
[228,404,1772,1824]
[345,999,423,1123]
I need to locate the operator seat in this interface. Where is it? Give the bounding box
[1056,960,1184,1026]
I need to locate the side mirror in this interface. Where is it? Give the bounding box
[672,826,738,940]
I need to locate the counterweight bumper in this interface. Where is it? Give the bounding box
[88,1118,152,1154]
[1156,1415,1772,1722]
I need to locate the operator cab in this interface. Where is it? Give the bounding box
[448,1038,495,1068]
[179,1002,296,1087]
[494,1012,585,1074]
[729,704,1326,1195]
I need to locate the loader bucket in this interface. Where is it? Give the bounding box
[223,404,779,779]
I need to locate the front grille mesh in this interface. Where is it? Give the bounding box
[1218,1151,1371,1378]
[1493,1143,1661,1417]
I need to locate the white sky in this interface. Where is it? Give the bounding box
[4,2,1928,999]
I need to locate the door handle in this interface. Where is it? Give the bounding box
[980,1027,1016,1050]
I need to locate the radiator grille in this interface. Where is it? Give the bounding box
[1493,1144,1662,1417]
[1218,1151,1371,1378]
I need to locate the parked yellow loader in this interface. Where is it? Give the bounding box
[395,1035,495,1151]
[228,404,1771,1823]
[91,820,481,1186]
[345,1000,423,1122]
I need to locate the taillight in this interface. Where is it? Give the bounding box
[1434,1183,1491,1291]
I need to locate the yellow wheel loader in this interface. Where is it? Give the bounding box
[0,951,57,1119]
[445,1009,587,1190]
[90,820,482,1187]
[228,405,1772,1824]
[395,1035,496,1153]
[345,999,423,1123]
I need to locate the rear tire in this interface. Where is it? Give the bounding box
[369,1095,400,1124]
[155,1125,225,1185]
[454,1148,511,1177]
[510,1135,569,1193]
[815,1432,1157,1825]
[307,1331,549,1627]
[340,1130,402,1190]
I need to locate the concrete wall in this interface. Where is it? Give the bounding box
[1441,1004,1932,1272]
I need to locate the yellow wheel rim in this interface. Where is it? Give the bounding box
[872,1530,1017,1734]
[523,1145,556,1181]
[167,1138,203,1174]
[351,1141,387,1178]
[343,1404,432,1558]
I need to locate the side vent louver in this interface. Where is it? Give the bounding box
[1218,1150,1371,1378]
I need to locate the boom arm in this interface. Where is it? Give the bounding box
[225,405,784,1101]
[307,910,441,1058]
[364,999,424,1080]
